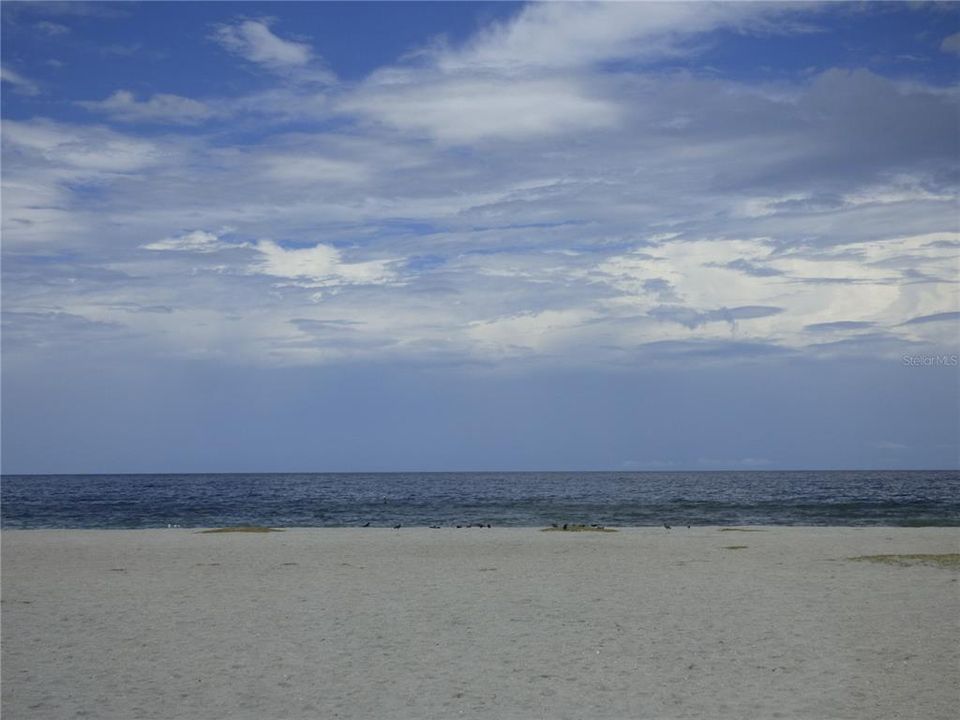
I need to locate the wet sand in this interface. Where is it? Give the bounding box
[2,526,958,719]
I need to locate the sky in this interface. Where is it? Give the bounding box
[2,1,959,474]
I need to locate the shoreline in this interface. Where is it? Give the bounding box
[3,522,959,530]
[4,527,958,719]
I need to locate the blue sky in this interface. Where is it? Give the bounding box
[2,1,958,473]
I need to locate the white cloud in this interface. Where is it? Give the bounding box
[213,19,313,69]
[99,43,142,58]
[143,230,242,254]
[78,90,215,124]
[438,2,734,73]
[35,21,70,36]
[842,182,954,208]
[0,176,86,248]
[941,32,960,56]
[343,75,618,143]
[340,1,801,146]
[253,240,398,287]
[262,154,370,184]
[1,119,182,252]
[2,119,161,173]
[468,309,598,354]
[433,1,812,73]
[222,85,331,121]
[588,229,959,355]
[3,5,957,370]
[731,182,954,220]
[1,66,40,95]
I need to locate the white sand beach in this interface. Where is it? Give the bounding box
[2,526,958,719]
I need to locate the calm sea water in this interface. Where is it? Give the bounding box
[2,471,958,529]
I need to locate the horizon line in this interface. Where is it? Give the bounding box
[3,468,958,478]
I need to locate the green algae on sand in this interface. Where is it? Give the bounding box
[848,554,960,569]
[718,528,766,532]
[541,524,618,533]
[197,526,285,534]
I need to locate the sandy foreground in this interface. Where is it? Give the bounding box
[2,527,958,720]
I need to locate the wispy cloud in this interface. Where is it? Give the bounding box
[2,3,957,372]
[940,32,960,55]
[436,2,807,73]
[342,75,618,143]
[143,230,244,254]
[34,20,70,36]
[0,66,40,95]
[339,2,806,145]
[0,1,128,25]
[78,90,216,124]
[212,18,314,70]
[1,310,127,350]
[804,321,876,333]
[900,311,960,326]
[260,154,370,184]
[649,305,784,330]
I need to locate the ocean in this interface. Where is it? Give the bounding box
[2,471,958,529]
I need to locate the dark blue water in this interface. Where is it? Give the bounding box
[2,471,958,529]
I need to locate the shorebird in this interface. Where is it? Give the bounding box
[362,522,370,527]
[664,523,672,530]
[393,523,401,530]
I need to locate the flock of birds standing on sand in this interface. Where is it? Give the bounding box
[381,522,494,530]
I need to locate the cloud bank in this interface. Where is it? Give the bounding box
[2,2,957,372]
